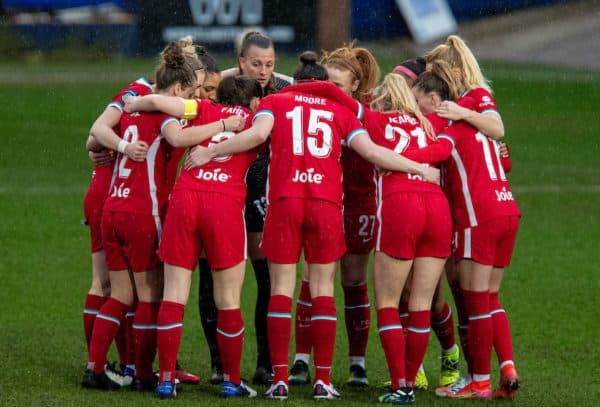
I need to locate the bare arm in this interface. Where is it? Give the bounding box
[90,106,148,162]
[124,94,187,117]
[161,115,245,148]
[436,100,504,140]
[183,114,272,170]
[349,132,440,184]
[86,134,104,152]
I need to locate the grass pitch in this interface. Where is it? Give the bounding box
[0,56,599,406]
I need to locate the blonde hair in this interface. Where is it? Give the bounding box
[425,35,491,93]
[321,42,380,103]
[371,73,434,139]
[177,35,204,72]
[429,59,462,100]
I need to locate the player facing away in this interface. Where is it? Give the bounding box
[124,76,262,399]
[425,35,521,400]
[413,62,521,399]
[81,42,198,390]
[183,54,440,400]
[83,36,207,387]
[82,76,153,385]
[361,73,453,405]
[288,43,381,388]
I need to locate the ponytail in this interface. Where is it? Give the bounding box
[426,35,492,93]
[371,73,434,139]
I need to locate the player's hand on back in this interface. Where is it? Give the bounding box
[420,165,441,185]
[224,115,245,132]
[89,149,115,167]
[125,141,149,162]
[184,146,213,170]
[123,96,141,113]
[436,100,468,121]
[499,142,510,158]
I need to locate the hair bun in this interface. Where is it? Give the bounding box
[299,51,319,65]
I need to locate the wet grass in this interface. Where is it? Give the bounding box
[0,58,598,406]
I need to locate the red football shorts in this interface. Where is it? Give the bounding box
[376,191,452,259]
[454,215,519,267]
[101,210,160,272]
[261,197,346,264]
[343,204,377,255]
[159,189,246,271]
[83,168,112,253]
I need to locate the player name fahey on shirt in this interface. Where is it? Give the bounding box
[294,95,326,105]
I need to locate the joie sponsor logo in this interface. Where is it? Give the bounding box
[110,182,130,198]
[495,187,514,202]
[291,168,323,184]
[196,168,230,183]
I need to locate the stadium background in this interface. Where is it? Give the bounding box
[0,0,599,405]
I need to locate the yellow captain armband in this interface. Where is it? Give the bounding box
[181,98,198,120]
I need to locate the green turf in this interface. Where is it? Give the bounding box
[0,56,599,406]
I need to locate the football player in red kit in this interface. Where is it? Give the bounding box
[82,76,153,382]
[414,55,521,400]
[184,53,440,400]
[124,76,262,399]
[83,35,206,387]
[288,44,381,387]
[364,74,453,405]
[81,42,200,391]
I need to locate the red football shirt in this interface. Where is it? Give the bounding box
[458,87,498,115]
[438,120,520,227]
[89,78,155,193]
[173,99,257,202]
[364,108,449,197]
[104,111,179,218]
[342,103,376,207]
[256,91,366,206]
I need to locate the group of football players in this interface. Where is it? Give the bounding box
[79,31,521,404]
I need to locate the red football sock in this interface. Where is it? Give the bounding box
[217,308,245,385]
[125,305,136,366]
[489,291,514,368]
[452,286,471,370]
[464,290,492,379]
[156,301,185,383]
[114,304,135,367]
[458,324,471,372]
[294,280,312,355]
[343,284,370,359]
[311,296,336,384]
[88,297,128,374]
[377,307,406,390]
[268,295,293,384]
[432,302,456,351]
[133,302,159,380]
[405,310,431,386]
[83,294,106,351]
[399,300,409,335]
